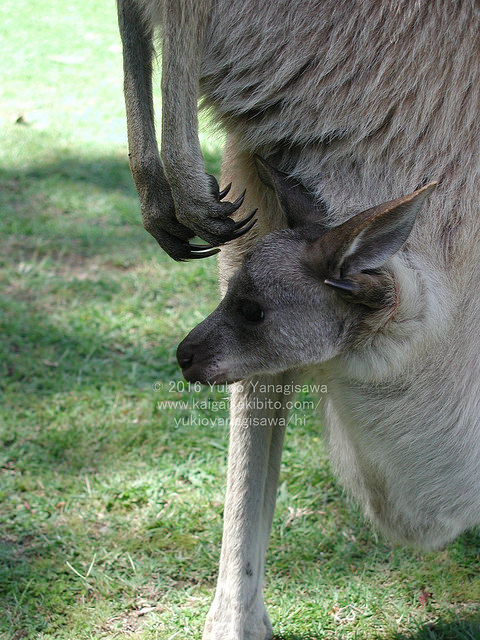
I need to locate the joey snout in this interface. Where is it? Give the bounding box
[177,311,233,384]
[176,330,213,384]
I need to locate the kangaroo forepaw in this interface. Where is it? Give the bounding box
[138,166,257,260]
[175,179,258,247]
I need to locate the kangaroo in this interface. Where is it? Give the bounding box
[117,1,480,637]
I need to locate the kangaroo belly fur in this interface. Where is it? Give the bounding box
[161,0,480,548]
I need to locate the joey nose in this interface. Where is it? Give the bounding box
[176,341,194,370]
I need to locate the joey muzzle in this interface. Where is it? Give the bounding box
[176,317,223,383]
[176,334,205,383]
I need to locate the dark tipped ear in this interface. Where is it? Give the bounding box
[307,182,437,307]
[254,155,328,230]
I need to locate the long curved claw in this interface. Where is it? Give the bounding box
[185,209,258,251]
[188,241,220,253]
[233,208,258,230]
[218,183,232,200]
[206,176,246,218]
[207,175,232,202]
[188,241,217,250]
[228,189,246,214]
[228,217,258,241]
[188,246,221,259]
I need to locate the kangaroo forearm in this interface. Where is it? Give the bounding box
[118,1,169,221]
[118,0,155,152]
[160,0,211,202]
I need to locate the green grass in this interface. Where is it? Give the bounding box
[0,1,479,638]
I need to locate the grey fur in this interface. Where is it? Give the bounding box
[117,2,480,637]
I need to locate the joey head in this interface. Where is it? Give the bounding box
[177,158,436,384]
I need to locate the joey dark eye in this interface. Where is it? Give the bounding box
[238,299,265,323]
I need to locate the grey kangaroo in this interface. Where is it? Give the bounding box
[117,1,480,637]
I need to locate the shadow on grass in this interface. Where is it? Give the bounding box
[0,153,154,264]
[0,292,185,471]
[0,152,138,200]
[0,292,175,393]
[10,155,136,194]
[0,150,221,213]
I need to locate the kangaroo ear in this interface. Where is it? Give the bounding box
[334,182,437,276]
[309,182,437,307]
[254,155,328,230]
